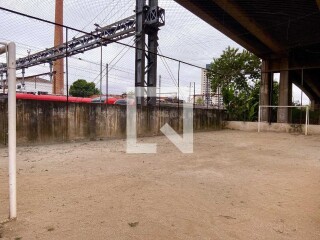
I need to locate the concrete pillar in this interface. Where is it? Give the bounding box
[277,59,290,123]
[288,77,292,122]
[311,100,320,110]
[260,60,272,121]
[310,100,315,110]
[313,100,320,124]
[53,0,64,95]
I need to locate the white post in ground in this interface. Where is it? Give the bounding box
[305,106,309,136]
[7,42,17,219]
[258,106,261,133]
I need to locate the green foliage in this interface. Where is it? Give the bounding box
[208,47,263,121]
[209,47,261,92]
[196,98,204,105]
[69,79,100,97]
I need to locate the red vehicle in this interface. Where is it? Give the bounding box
[16,93,92,103]
[105,97,118,104]
[91,96,118,104]
[114,98,135,105]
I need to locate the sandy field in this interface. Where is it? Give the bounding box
[0,130,320,240]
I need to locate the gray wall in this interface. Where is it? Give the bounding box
[0,99,223,145]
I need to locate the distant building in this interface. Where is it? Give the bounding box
[201,64,223,107]
[201,64,213,105]
[16,77,52,95]
[0,76,53,95]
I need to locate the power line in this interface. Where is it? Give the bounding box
[158,49,178,87]
[72,7,114,38]
[0,6,208,72]
[89,39,136,87]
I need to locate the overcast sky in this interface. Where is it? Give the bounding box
[0,0,309,103]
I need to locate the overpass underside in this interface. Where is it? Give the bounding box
[175,0,320,123]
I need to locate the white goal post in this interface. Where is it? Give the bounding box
[0,42,17,219]
[258,105,310,135]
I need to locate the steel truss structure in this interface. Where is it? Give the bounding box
[0,15,136,73]
[0,0,165,106]
[145,6,165,29]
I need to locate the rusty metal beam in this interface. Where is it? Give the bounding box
[174,0,261,56]
[213,0,283,54]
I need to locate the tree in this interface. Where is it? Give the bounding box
[208,47,262,121]
[69,79,100,97]
[196,98,204,105]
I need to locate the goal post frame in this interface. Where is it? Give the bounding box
[0,42,17,219]
[258,105,309,135]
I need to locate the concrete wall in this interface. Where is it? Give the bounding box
[225,121,320,135]
[0,100,223,145]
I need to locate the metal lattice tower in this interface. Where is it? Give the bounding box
[135,0,165,106]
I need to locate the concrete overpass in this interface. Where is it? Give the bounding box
[175,0,320,122]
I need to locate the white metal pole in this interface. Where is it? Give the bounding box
[305,106,308,136]
[106,63,108,99]
[7,42,17,219]
[307,106,308,135]
[258,106,261,133]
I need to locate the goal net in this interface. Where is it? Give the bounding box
[258,105,310,135]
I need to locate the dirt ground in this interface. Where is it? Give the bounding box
[0,130,319,240]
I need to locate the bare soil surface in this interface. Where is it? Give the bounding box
[0,130,320,240]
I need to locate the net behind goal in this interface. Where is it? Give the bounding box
[258,105,310,135]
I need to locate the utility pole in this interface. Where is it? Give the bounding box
[158,74,161,102]
[146,0,159,106]
[189,82,192,103]
[135,0,165,106]
[193,82,195,108]
[135,0,146,106]
[206,72,209,109]
[100,45,103,103]
[21,68,25,91]
[106,63,109,100]
[1,72,4,94]
[49,62,53,83]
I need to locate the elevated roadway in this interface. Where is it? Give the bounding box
[175,0,320,122]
